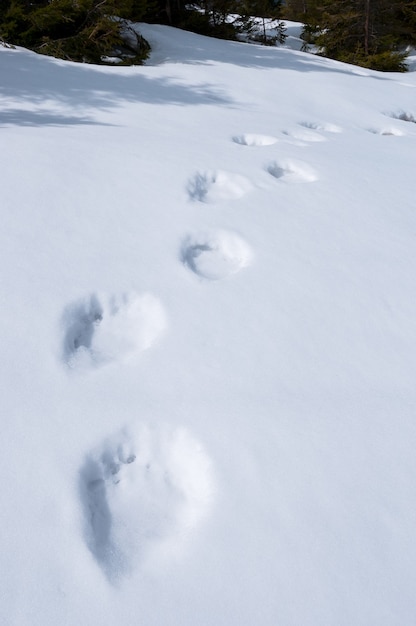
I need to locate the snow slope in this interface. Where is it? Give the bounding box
[1,23,416,625]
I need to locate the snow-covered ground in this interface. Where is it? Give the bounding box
[1,22,416,626]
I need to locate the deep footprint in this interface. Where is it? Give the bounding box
[182,230,253,280]
[386,110,416,124]
[62,292,167,369]
[266,159,318,183]
[80,425,214,582]
[187,170,252,203]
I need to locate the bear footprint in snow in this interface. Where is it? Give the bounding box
[182,230,253,280]
[282,126,326,143]
[80,425,215,582]
[367,126,404,136]
[232,133,278,147]
[386,110,416,124]
[187,170,252,203]
[62,292,167,370]
[299,121,342,134]
[266,158,318,184]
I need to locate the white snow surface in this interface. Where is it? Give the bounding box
[1,21,416,625]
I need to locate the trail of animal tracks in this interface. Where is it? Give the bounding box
[1,21,416,626]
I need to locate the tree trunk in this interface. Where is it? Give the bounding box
[364,0,371,54]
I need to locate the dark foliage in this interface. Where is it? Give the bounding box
[294,0,415,71]
[0,0,150,64]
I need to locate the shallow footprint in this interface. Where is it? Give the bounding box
[232,133,278,146]
[282,127,326,142]
[62,292,167,369]
[266,158,318,183]
[80,425,214,582]
[299,121,342,133]
[367,126,404,136]
[187,170,252,203]
[182,230,253,280]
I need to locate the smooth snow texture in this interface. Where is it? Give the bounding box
[1,20,416,626]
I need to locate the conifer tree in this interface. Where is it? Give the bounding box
[241,0,286,45]
[301,0,413,71]
[0,0,150,63]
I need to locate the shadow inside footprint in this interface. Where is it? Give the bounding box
[79,457,116,576]
[232,133,278,146]
[299,121,342,133]
[367,126,404,136]
[182,243,212,275]
[187,172,209,201]
[265,159,317,184]
[62,292,167,370]
[387,110,416,124]
[79,426,215,583]
[186,170,252,203]
[80,452,134,582]
[181,231,253,280]
[63,295,103,364]
[266,163,286,179]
